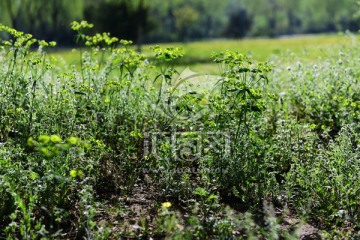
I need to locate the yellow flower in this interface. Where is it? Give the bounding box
[162,202,172,209]
[70,169,77,178]
[38,135,50,143]
[27,137,35,147]
[67,137,79,145]
[200,98,207,104]
[50,135,62,143]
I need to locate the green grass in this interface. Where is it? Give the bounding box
[52,33,356,73]
[145,34,353,59]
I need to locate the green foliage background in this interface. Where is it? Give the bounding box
[0,0,359,45]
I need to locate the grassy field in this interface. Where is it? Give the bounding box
[2,23,360,239]
[53,33,355,73]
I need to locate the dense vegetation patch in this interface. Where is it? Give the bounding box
[1,22,360,239]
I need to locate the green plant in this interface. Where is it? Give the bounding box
[286,124,360,227]
[2,21,360,238]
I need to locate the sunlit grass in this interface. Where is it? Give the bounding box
[52,33,358,74]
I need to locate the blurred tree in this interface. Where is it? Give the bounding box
[146,0,229,42]
[224,8,252,38]
[1,0,360,45]
[173,5,199,41]
[84,0,152,51]
[281,0,302,34]
[0,0,21,29]
[349,1,360,31]
[236,0,275,36]
[191,0,229,39]
[0,0,83,45]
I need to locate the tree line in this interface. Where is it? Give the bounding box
[0,0,359,46]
